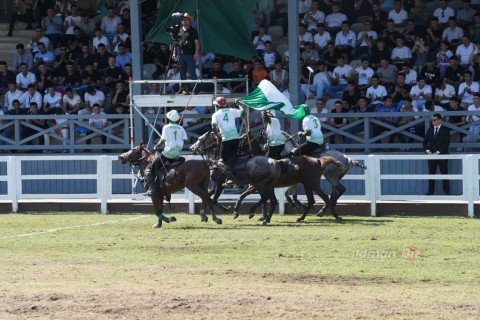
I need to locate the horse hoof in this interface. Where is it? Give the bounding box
[261,220,268,226]
[316,212,324,217]
[152,223,161,229]
[169,217,177,223]
[249,213,255,219]
[227,206,233,211]
[336,217,343,223]
[232,213,239,219]
[215,218,223,225]
[296,217,304,223]
[201,216,208,223]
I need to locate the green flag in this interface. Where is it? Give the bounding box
[237,80,308,120]
[145,0,257,60]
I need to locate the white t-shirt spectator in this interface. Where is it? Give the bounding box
[456,43,478,65]
[458,81,480,104]
[388,9,408,25]
[332,64,353,85]
[366,85,388,103]
[325,12,347,28]
[335,30,356,48]
[43,91,63,109]
[391,46,412,60]
[355,66,374,86]
[442,26,464,43]
[84,90,106,108]
[63,93,82,111]
[433,6,455,24]
[314,31,331,49]
[19,91,42,109]
[16,72,36,90]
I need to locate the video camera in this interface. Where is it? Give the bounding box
[166,12,184,41]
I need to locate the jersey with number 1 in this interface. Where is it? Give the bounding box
[160,123,188,159]
[211,108,242,142]
[302,115,324,145]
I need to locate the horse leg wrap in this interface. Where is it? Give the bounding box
[159,214,170,223]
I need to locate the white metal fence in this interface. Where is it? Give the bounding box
[0,154,478,217]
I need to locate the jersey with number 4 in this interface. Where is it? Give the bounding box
[160,123,188,159]
[211,108,242,142]
[302,115,324,145]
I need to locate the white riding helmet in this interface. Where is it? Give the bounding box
[166,109,181,122]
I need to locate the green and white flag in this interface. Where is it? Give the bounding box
[237,80,308,119]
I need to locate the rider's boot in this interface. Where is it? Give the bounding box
[222,161,238,188]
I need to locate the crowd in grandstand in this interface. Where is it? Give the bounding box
[0,0,480,153]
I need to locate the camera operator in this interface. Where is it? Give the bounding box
[174,12,199,92]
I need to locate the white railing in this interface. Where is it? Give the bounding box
[0,154,478,217]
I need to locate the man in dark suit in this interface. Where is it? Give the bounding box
[423,113,450,195]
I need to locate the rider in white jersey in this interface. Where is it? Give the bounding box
[262,111,286,159]
[291,106,325,156]
[211,96,244,186]
[144,109,188,197]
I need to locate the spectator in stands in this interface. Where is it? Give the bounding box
[373,96,400,143]
[388,1,408,30]
[51,44,71,80]
[16,63,36,91]
[382,19,401,50]
[86,103,107,149]
[423,113,450,195]
[458,71,479,108]
[377,58,398,92]
[58,60,82,87]
[329,100,348,144]
[63,4,81,37]
[313,23,331,57]
[62,87,82,114]
[468,13,480,44]
[104,56,125,96]
[75,44,95,73]
[371,38,391,70]
[115,44,132,69]
[43,85,62,111]
[111,82,129,109]
[68,28,88,61]
[4,81,23,111]
[409,0,430,30]
[326,55,352,99]
[323,41,340,71]
[435,78,457,109]
[120,8,131,33]
[93,28,111,53]
[176,12,199,92]
[41,7,64,48]
[93,43,113,75]
[343,0,373,23]
[391,36,412,69]
[24,102,48,147]
[391,72,411,107]
[0,62,16,98]
[227,60,247,93]
[33,42,55,70]
[445,56,464,91]
[0,100,28,146]
[324,2,347,34]
[19,84,42,110]
[7,0,34,37]
[253,25,271,55]
[112,23,130,53]
[82,63,101,88]
[346,95,373,144]
[251,59,269,89]
[456,35,478,68]
[298,23,314,52]
[411,37,429,73]
[457,0,476,29]
[397,96,419,145]
[315,98,329,118]
[13,44,33,74]
[101,6,121,42]
[262,41,282,70]
[426,17,443,53]
[371,1,388,34]
[334,20,356,60]
[350,57,374,92]
[151,43,171,80]
[401,63,417,86]
[366,74,388,106]
[106,103,128,146]
[270,59,289,92]
[164,63,181,94]
[58,0,72,19]
[84,85,106,115]
[355,20,377,58]
[410,75,433,110]
[301,60,330,100]
[466,93,480,147]
[402,19,417,48]
[446,97,466,146]
[79,13,96,38]
[441,17,464,47]
[342,80,361,111]
[27,27,50,56]
[433,0,455,27]
[436,41,453,77]
[271,0,288,36]
[301,42,319,69]
[302,1,325,34]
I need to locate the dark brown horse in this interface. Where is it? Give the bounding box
[118,142,222,228]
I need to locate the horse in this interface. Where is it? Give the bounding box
[191,131,342,224]
[118,142,222,228]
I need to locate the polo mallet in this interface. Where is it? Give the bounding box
[305,66,314,103]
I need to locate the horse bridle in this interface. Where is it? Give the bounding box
[124,145,152,166]
[194,131,219,157]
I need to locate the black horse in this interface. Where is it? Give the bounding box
[118,142,222,228]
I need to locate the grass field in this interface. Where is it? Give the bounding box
[1,212,480,319]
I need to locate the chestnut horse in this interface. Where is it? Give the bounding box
[118,142,222,228]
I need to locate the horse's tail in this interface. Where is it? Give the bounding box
[347,157,367,170]
[318,156,343,168]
